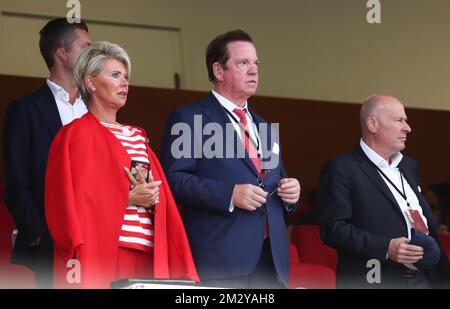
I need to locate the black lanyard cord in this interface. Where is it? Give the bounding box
[223,108,260,151]
[375,165,411,208]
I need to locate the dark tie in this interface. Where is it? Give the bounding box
[233,108,262,174]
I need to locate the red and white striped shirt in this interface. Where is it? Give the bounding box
[102,122,153,252]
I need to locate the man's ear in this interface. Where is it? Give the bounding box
[212,62,224,81]
[55,47,67,63]
[366,116,378,133]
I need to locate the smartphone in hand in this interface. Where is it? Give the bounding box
[130,160,150,189]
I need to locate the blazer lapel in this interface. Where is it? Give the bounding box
[202,92,231,126]
[203,92,260,176]
[355,145,403,215]
[397,161,439,233]
[398,163,430,213]
[32,84,63,138]
[398,164,421,199]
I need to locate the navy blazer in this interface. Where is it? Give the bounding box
[318,145,450,288]
[3,83,62,269]
[161,92,291,286]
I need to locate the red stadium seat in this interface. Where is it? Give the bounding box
[289,243,336,289]
[439,235,450,259]
[284,204,315,226]
[0,263,36,289]
[0,194,14,264]
[0,185,36,288]
[291,225,337,272]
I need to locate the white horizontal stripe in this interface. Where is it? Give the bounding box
[119,236,153,247]
[126,205,151,213]
[101,123,123,129]
[123,214,152,225]
[116,134,146,142]
[121,142,146,149]
[108,127,137,136]
[122,224,153,236]
[136,207,149,213]
[126,206,149,214]
[101,122,129,129]
[127,149,148,156]
[130,156,149,163]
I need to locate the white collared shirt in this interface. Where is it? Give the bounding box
[360,139,428,239]
[47,79,87,126]
[212,90,261,156]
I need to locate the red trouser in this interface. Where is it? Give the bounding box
[115,247,154,280]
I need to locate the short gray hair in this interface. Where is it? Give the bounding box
[360,95,380,131]
[74,41,131,106]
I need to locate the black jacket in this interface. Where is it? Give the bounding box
[318,144,450,288]
[3,83,62,270]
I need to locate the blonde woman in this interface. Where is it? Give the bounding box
[45,42,198,288]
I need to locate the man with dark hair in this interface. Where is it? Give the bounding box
[39,18,89,70]
[2,17,91,288]
[161,30,300,288]
[205,30,253,82]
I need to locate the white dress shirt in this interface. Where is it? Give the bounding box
[212,90,261,156]
[47,79,87,126]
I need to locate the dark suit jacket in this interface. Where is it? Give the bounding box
[318,144,450,288]
[3,83,62,270]
[160,92,291,286]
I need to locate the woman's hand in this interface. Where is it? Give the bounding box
[124,166,162,209]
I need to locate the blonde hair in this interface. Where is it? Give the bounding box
[74,41,131,106]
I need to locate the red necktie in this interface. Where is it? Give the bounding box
[233,108,262,174]
[234,108,268,239]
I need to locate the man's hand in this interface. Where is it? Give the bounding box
[388,237,424,264]
[277,178,300,204]
[124,166,161,208]
[232,184,267,211]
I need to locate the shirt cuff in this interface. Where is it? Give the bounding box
[228,200,234,212]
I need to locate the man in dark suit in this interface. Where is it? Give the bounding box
[2,18,92,288]
[161,30,300,288]
[318,95,450,288]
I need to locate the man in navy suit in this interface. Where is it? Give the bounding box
[161,30,300,288]
[2,18,92,288]
[318,95,450,288]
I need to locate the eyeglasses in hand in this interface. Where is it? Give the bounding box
[257,170,281,199]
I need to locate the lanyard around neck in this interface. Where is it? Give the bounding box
[223,107,260,151]
[374,165,411,208]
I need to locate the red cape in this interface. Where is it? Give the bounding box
[45,113,198,288]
